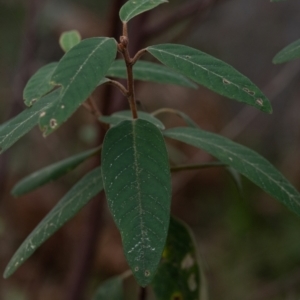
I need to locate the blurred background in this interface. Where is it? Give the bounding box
[1,0,300,299]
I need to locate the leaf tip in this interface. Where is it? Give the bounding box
[272,57,281,65]
[10,189,19,198]
[134,268,154,287]
[3,264,13,279]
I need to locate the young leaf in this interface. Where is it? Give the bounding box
[101,119,171,287]
[273,39,300,64]
[0,89,61,155]
[92,276,124,300]
[23,62,58,107]
[99,110,165,130]
[147,44,272,113]
[164,127,300,217]
[107,60,197,89]
[59,30,82,53]
[119,0,168,23]
[3,167,103,279]
[39,37,117,135]
[152,217,201,299]
[12,146,101,197]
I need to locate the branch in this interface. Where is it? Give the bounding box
[171,162,227,172]
[106,79,129,97]
[83,97,102,119]
[132,48,147,65]
[139,287,147,300]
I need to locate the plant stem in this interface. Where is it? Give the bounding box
[171,162,227,172]
[123,21,128,38]
[83,98,109,130]
[107,79,129,97]
[119,23,138,119]
[132,48,147,64]
[88,97,102,118]
[139,287,147,300]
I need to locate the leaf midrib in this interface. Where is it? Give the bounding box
[149,47,248,92]
[124,1,152,21]
[54,38,109,105]
[132,121,146,266]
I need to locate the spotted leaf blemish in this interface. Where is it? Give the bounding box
[188,273,197,291]
[181,253,195,269]
[30,99,37,106]
[256,98,264,106]
[50,119,58,129]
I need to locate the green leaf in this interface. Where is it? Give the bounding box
[147,44,272,113]
[99,110,165,130]
[273,39,300,64]
[3,167,103,279]
[92,276,124,300]
[59,30,82,53]
[101,119,171,287]
[152,217,201,300]
[39,37,117,135]
[152,108,199,128]
[12,146,101,197]
[0,89,61,155]
[23,63,58,107]
[119,0,168,22]
[107,60,197,89]
[164,127,300,216]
